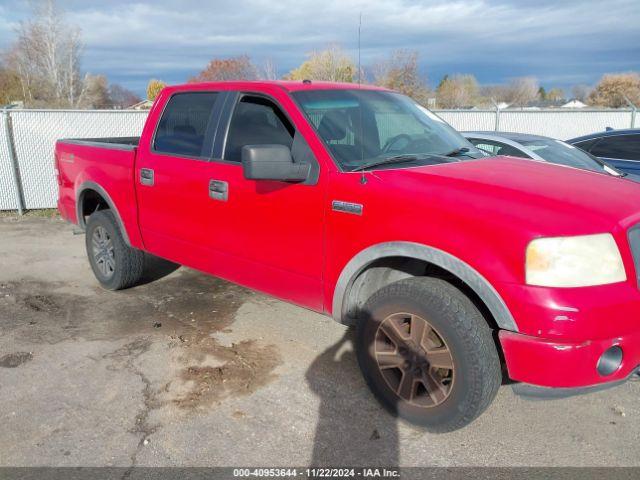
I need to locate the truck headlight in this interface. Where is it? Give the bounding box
[525,233,626,287]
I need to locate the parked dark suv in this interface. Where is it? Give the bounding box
[567,129,640,174]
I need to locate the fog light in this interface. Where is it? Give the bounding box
[597,346,623,376]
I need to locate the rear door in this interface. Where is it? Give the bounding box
[588,134,640,174]
[136,90,227,268]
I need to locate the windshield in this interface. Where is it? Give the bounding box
[519,138,621,175]
[292,89,483,171]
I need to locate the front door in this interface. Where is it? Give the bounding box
[202,91,326,310]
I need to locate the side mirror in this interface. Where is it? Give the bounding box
[241,144,310,182]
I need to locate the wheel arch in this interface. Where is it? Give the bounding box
[331,241,518,332]
[76,181,131,246]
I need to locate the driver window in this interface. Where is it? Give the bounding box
[308,108,359,164]
[224,95,295,162]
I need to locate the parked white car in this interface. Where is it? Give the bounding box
[463,131,640,181]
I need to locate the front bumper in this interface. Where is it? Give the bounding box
[500,329,640,388]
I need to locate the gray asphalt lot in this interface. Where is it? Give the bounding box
[1,216,640,467]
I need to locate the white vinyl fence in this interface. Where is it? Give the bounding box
[437,109,639,139]
[1,109,147,212]
[1,108,638,212]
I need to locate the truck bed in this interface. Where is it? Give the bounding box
[55,137,140,242]
[57,137,140,151]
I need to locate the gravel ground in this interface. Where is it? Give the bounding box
[1,216,639,468]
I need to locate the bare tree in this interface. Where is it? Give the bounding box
[373,50,430,105]
[260,58,278,80]
[76,74,110,109]
[571,84,592,102]
[6,0,83,107]
[505,77,539,107]
[479,84,511,105]
[108,84,141,109]
[436,74,479,108]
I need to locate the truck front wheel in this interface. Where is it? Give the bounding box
[356,277,501,432]
[85,210,144,290]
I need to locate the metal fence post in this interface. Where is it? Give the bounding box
[623,95,637,129]
[3,110,25,215]
[491,99,501,131]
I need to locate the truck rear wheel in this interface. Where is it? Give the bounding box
[356,277,501,432]
[85,210,144,290]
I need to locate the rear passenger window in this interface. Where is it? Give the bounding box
[467,138,501,156]
[590,135,640,161]
[224,95,294,162]
[154,92,218,158]
[468,138,529,158]
[572,138,598,152]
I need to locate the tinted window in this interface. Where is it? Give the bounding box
[590,135,640,161]
[154,92,218,158]
[224,96,295,162]
[293,89,483,171]
[519,138,605,173]
[467,138,529,158]
[571,138,599,152]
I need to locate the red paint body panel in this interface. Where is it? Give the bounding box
[56,143,144,248]
[56,80,640,391]
[499,330,640,388]
[133,83,328,310]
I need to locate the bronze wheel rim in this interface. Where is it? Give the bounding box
[374,312,454,408]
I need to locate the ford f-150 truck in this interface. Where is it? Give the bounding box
[56,81,640,432]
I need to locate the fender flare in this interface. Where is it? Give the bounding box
[331,241,518,332]
[76,181,131,246]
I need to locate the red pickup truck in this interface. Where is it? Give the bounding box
[56,80,640,432]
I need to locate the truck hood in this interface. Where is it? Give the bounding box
[377,156,640,235]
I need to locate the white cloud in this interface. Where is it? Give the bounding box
[1,0,638,92]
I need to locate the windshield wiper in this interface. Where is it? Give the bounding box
[351,155,424,172]
[444,147,474,158]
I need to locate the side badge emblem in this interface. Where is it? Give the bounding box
[332,200,363,216]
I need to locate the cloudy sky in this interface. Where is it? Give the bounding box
[1,0,639,96]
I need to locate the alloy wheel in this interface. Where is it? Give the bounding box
[374,312,454,407]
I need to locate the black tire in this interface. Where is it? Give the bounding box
[85,210,144,290]
[356,277,501,432]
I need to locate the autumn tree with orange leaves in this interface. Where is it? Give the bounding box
[190,56,258,82]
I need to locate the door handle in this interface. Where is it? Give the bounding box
[209,179,228,201]
[140,168,154,186]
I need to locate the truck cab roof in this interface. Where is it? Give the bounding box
[166,80,391,94]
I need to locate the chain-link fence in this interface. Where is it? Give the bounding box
[1,107,638,212]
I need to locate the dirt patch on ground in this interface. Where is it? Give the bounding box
[0,264,248,344]
[21,294,61,313]
[0,351,33,368]
[174,340,281,409]
[0,262,282,411]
